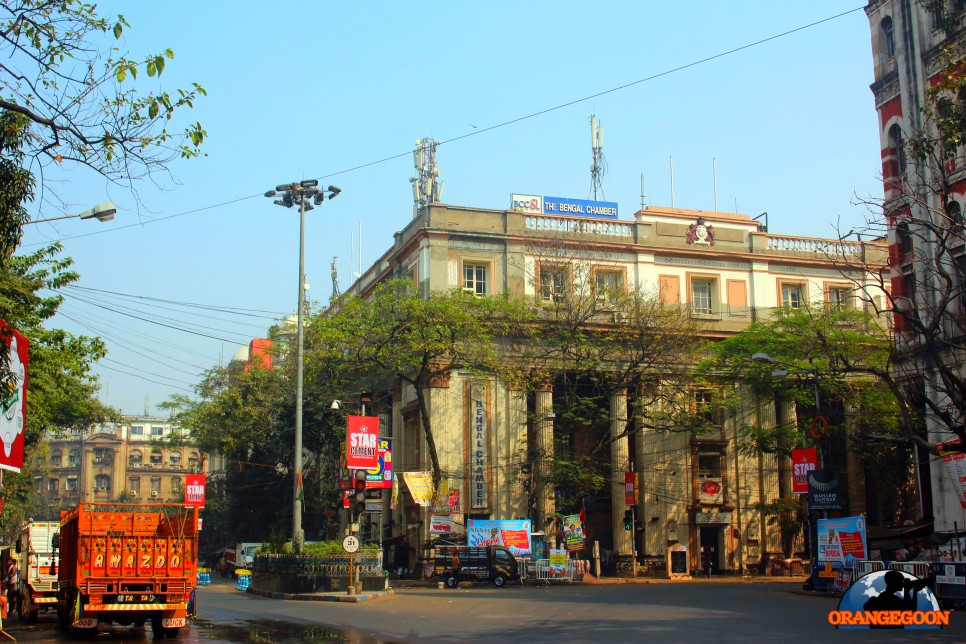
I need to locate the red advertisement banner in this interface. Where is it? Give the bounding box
[0,319,28,473]
[184,473,206,508]
[346,415,380,469]
[791,447,817,494]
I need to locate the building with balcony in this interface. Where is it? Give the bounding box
[34,415,205,516]
[865,0,966,538]
[345,198,888,575]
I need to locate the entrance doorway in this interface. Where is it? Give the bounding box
[700,526,720,575]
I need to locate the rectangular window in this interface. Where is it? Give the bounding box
[150,478,161,494]
[462,263,487,297]
[781,283,805,308]
[595,269,622,305]
[827,287,852,308]
[129,477,141,494]
[47,478,59,492]
[694,390,716,426]
[51,453,62,467]
[66,477,78,491]
[691,279,715,315]
[539,265,569,303]
[130,426,144,436]
[697,454,722,479]
[151,426,165,437]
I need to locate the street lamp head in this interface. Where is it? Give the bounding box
[79,201,117,222]
[276,183,294,192]
[300,179,319,189]
[264,190,277,198]
[771,370,789,378]
[327,185,341,199]
[751,353,775,364]
[330,400,341,410]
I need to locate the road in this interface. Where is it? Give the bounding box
[3,578,966,642]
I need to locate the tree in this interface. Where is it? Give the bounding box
[0,111,32,265]
[0,1,207,199]
[314,279,533,488]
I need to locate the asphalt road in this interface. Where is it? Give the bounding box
[4,578,966,643]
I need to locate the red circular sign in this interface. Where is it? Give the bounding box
[701,480,721,495]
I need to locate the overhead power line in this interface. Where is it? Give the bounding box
[20,6,864,247]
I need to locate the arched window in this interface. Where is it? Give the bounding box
[169,451,182,466]
[889,124,906,176]
[882,16,895,58]
[129,450,143,466]
[68,449,80,466]
[150,449,163,465]
[94,474,111,491]
[946,200,963,225]
[51,450,62,467]
[188,452,200,470]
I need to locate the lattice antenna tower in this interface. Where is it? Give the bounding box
[410,138,444,216]
[590,115,607,200]
[330,257,341,300]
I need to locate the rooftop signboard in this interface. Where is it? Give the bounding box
[511,194,618,219]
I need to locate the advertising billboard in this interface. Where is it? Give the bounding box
[510,194,618,219]
[792,447,817,494]
[346,415,380,469]
[818,516,868,565]
[0,319,28,473]
[467,519,532,556]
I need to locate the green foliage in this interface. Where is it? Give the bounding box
[0,0,207,190]
[757,496,807,557]
[0,112,33,266]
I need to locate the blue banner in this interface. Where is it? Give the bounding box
[543,196,618,219]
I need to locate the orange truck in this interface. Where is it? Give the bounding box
[56,503,198,639]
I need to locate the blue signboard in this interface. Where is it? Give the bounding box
[543,196,618,219]
[510,194,619,219]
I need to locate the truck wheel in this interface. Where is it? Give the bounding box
[445,575,458,589]
[493,573,507,588]
[151,616,165,639]
[165,627,181,639]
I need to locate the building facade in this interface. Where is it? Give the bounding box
[346,200,887,574]
[865,0,966,536]
[34,416,204,515]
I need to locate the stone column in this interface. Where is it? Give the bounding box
[845,403,868,517]
[534,385,555,544]
[610,389,634,576]
[777,399,796,499]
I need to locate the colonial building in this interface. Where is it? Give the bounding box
[345,199,887,574]
[865,0,966,538]
[34,416,204,515]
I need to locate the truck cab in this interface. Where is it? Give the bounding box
[16,521,60,623]
[434,545,520,588]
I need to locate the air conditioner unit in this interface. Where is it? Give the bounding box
[131,491,138,497]
[151,491,158,497]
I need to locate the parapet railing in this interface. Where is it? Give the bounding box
[525,215,634,238]
[253,553,383,577]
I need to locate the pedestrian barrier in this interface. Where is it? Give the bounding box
[854,560,885,576]
[888,561,929,579]
[928,562,966,609]
[532,559,581,584]
[236,570,251,591]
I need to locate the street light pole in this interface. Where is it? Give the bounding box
[265,181,341,554]
[24,201,118,225]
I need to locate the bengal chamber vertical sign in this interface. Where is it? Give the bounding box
[184,473,206,508]
[346,415,380,469]
[0,319,28,473]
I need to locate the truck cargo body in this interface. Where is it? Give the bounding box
[57,503,198,638]
[16,521,60,622]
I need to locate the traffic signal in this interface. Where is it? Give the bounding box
[353,469,367,516]
[623,509,633,532]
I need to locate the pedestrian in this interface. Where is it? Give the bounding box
[5,558,20,617]
[450,551,461,589]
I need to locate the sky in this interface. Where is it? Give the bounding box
[15,2,883,416]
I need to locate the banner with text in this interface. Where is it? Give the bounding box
[939,439,966,509]
[817,516,867,565]
[467,519,532,556]
[791,447,817,494]
[346,415,380,469]
[402,471,435,507]
[184,473,206,508]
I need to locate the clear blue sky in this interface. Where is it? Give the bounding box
[16,2,881,416]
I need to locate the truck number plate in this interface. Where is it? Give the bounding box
[117,594,155,603]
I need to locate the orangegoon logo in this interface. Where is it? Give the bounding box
[830,569,947,630]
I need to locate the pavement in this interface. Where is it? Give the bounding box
[242,571,818,603]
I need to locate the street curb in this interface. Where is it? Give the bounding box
[246,587,395,603]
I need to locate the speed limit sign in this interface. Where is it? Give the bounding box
[342,535,360,553]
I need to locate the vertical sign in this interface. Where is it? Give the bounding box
[346,416,380,469]
[184,473,206,508]
[470,383,489,510]
[791,447,817,494]
[624,471,636,506]
[939,440,966,508]
[0,319,28,473]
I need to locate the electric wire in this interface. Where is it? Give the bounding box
[19,7,864,247]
